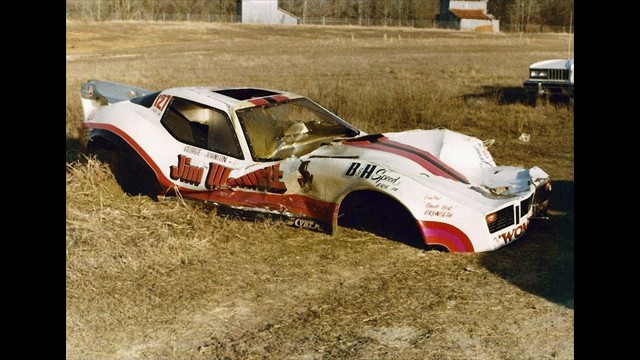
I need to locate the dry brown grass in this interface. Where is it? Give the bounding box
[66,21,573,359]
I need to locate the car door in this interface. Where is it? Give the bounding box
[158,95,245,191]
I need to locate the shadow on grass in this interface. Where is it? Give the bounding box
[480,180,574,309]
[463,85,573,107]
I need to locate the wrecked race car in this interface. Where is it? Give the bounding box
[80,79,551,253]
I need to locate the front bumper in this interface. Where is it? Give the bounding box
[524,80,574,97]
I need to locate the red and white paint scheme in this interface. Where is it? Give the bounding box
[81,80,551,253]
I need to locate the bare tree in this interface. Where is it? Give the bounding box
[509,0,540,32]
[109,0,134,20]
[67,0,572,30]
[538,0,574,28]
[356,0,377,26]
[315,0,331,24]
[394,0,407,26]
[379,0,394,26]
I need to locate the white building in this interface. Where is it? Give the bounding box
[435,0,500,33]
[237,0,299,25]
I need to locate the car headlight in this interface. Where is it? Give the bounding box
[530,70,548,79]
[486,212,497,224]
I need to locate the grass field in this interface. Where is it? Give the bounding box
[66,21,574,359]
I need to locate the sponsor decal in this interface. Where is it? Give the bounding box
[345,162,376,178]
[297,160,314,190]
[344,162,400,191]
[495,221,528,244]
[344,137,469,184]
[170,154,204,185]
[287,218,323,231]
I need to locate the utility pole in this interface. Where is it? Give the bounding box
[303,0,308,24]
[567,11,573,59]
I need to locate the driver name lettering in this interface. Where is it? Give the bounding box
[205,163,232,190]
[205,152,228,163]
[169,155,286,193]
[424,210,453,218]
[183,145,202,156]
[227,165,287,194]
[424,202,454,218]
[182,145,228,163]
[170,154,204,185]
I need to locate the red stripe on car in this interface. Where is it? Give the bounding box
[344,137,469,183]
[270,95,289,102]
[188,190,337,224]
[248,98,269,106]
[418,221,474,252]
[84,122,181,192]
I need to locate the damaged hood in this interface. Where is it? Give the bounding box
[385,128,549,196]
[310,128,548,198]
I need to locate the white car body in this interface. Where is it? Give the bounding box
[81,80,551,253]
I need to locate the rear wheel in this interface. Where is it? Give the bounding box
[88,137,160,199]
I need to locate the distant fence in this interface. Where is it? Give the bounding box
[65,11,573,34]
[301,17,437,28]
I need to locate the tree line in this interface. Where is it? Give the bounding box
[66,0,574,31]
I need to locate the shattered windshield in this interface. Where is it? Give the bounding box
[236,98,359,161]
